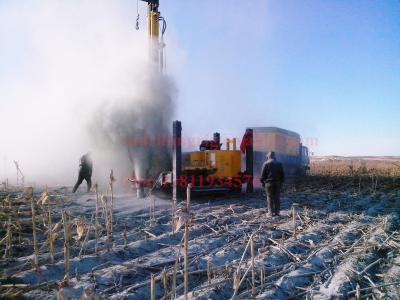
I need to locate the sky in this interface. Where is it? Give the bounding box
[0,0,399,184]
[160,0,400,156]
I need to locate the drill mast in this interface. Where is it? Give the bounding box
[141,0,166,72]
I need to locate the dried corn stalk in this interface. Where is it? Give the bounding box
[95,183,99,255]
[37,190,49,206]
[62,210,71,284]
[109,169,115,239]
[101,195,111,251]
[31,193,39,268]
[48,202,54,263]
[5,195,12,258]
[75,218,86,241]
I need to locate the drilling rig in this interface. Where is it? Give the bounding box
[131,0,167,198]
[134,1,309,197]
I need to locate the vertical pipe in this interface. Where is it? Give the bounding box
[245,129,254,193]
[172,120,182,231]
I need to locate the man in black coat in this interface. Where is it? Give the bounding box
[260,151,285,217]
[72,152,93,193]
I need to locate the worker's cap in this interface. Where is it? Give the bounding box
[266,151,276,159]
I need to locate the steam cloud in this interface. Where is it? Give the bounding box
[0,1,176,188]
[89,70,175,184]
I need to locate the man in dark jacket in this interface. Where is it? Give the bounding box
[72,152,93,193]
[260,152,285,217]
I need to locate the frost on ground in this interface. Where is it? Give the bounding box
[0,179,399,299]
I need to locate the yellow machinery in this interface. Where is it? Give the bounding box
[181,134,243,192]
[183,150,241,179]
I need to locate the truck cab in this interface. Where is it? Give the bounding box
[300,145,310,175]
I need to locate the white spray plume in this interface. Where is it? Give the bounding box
[0,0,176,188]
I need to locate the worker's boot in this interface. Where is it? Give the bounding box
[266,199,273,218]
[266,185,276,217]
[274,191,281,216]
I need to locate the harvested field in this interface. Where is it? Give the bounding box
[2,1,399,299]
[1,160,400,299]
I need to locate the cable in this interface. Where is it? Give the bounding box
[136,0,140,30]
[158,16,167,35]
[158,15,167,72]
